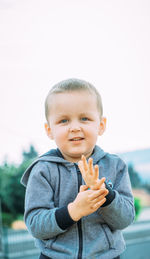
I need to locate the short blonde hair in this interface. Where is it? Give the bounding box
[45,78,103,122]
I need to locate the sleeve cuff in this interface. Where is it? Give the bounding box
[55,206,76,230]
[101,182,115,207]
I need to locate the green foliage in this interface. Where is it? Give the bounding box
[22,145,38,162]
[128,163,142,188]
[144,182,150,193]
[128,164,143,220]
[134,197,142,221]
[128,163,150,194]
[1,213,15,227]
[0,145,38,226]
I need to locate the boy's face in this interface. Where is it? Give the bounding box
[45,90,106,162]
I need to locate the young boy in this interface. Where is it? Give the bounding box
[21,78,135,259]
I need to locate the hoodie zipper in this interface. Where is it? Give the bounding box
[75,164,83,259]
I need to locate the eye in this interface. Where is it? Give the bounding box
[81,117,89,121]
[60,119,68,124]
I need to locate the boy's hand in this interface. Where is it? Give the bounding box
[78,155,105,190]
[68,186,108,221]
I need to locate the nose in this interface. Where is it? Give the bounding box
[69,121,81,132]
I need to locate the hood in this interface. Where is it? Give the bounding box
[21,145,106,187]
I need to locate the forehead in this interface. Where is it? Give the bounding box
[48,90,98,115]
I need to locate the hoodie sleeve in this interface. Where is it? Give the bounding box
[24,162,74,239]
[98,159,135,231]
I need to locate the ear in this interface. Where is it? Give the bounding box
[44,123,54,139]
[98,117,106,136]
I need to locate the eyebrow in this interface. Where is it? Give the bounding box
[79,112,95,116]
[57,112,93,116]
[53,114,69,122]
[55,114,69,118]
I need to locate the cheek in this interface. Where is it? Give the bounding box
[53,127,67,140]
[86,124,99,135]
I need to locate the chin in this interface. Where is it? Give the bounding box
[70,152,82,158]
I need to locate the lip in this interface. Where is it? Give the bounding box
[69,137,84,141]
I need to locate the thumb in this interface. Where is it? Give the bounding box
[80,185,89,192]
[96,177,106,189]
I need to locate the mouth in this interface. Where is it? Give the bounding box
[69,137,84,141]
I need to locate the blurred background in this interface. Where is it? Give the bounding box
[0,0,150,258]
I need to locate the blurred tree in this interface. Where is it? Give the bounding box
[0,145,38,226]
[128,163,142,188]
[144,182,150,193]
[22,144,38,162]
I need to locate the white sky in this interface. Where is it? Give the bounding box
[0,0,150,164]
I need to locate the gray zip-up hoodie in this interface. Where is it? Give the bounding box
[21,145,135,259]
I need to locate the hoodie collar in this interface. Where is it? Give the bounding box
[40,146,106,165]
[90,145,106,164]
[21,145,106,187]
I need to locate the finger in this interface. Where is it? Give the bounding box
[98,189,108,198]
[91,193,107,204]
[88,158,94,175]
[101,183,106,189]
[98,188,109,197]
[80,185,88,192]
[101,188,109,196]
[93,198,106,209]
[97,177,106,189]
[89,188,107,200]
[81,155,88,171]
[78,161,84,174]
[94,164,99,180]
